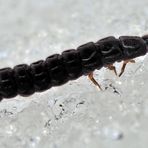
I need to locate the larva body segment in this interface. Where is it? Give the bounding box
[77,42,103,74]
[30,60,51,92]
[13,64,35,96]
[96,36,123,65]
[62,49,83,80]
[45,54,69,86]
[119,36,147,60]
[0,68,17,98]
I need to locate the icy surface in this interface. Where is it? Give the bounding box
[0,0,148,148]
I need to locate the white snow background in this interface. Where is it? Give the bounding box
[0,0,148,148]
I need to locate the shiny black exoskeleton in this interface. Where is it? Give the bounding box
[0,35,147,100]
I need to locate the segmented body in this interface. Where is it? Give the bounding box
[0,35,148,100]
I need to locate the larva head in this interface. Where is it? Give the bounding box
[119,36,147,60]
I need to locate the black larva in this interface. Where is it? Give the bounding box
[0,35,147,100]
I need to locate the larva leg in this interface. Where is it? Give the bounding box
[119,59,135,77]
[88,72,102,90]
[106,64,117,76]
